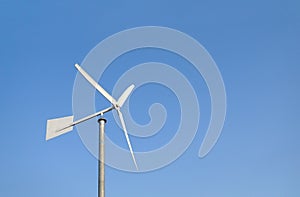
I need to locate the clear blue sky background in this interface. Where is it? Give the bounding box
[1,0,299,196]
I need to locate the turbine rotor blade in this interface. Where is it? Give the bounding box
[117,84,135,107]
[116,109,138,170]
[74,64,138,169]
[75,64,117,105]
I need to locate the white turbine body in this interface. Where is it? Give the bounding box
[46,64,138,169]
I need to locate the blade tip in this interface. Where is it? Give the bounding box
[75,63,80,69]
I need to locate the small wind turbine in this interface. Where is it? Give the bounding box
[46,63,138,197]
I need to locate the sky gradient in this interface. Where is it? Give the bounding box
[1,0,300,196]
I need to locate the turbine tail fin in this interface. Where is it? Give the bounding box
[46,116,74,140]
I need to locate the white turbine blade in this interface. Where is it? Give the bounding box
[46,116,74,140]
[116,109,138,170]
[75,64,117,105]
[117,84,135,107]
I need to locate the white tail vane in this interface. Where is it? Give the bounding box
[46,63,138,170]
[46,107,114,140]
[46,116,74,140]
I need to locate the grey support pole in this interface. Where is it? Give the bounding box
[98,118,106,197]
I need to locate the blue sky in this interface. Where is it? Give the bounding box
[1,0,300,196]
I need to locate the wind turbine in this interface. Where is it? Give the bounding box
[46,63,138,197]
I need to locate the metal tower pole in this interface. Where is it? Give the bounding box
[98,118,106,197]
